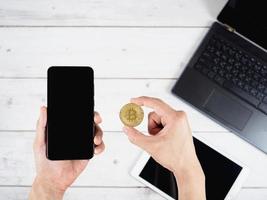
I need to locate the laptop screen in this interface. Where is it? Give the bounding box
[217,0,267,50]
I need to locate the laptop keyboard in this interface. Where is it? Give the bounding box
[194,35,267,114]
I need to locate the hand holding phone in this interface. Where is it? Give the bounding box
[29,107,104,200]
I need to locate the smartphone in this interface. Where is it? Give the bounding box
[46,66,94,160]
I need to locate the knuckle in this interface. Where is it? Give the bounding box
[175,110,187,119]
[148,112,154,118]
[129,135,137,144]
[152,97,162,103]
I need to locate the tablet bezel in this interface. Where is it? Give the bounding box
[131,134,249,200]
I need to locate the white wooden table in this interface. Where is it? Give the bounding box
[0,0,267,199]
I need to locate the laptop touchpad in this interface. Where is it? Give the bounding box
[203,90,252,131]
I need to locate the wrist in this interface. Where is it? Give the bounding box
[173,156,206,200]
[174,161,205,184]
[173,154,205,181]
[29,177,65,200]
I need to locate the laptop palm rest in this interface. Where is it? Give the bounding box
[203,90,252,131]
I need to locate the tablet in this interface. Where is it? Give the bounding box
[131,135,249,200]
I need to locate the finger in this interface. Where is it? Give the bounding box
[94,125,103,145]
[94,141,105,155]
[94,111,102,124]
[35,106,47,148]
[123,126,152,151]
[131,96,173,117]
[148,112,163,135]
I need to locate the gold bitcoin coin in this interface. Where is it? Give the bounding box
[120,103,144,127]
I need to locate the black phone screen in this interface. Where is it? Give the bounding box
[47,66,94,160]
[139,137,242,200]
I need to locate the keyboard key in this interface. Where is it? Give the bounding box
[261,68,267,76]
[253,73,261,81]
[220,61,227,68]
[250,88,258,96]
[241,57,248,65]
[212,66,219,73]
[232,77,239,84]
[244,76,252,83]
[260,77,267,85]
[207,71,216,79]
[201,67,209,75]
[228,58,235,65]
[235,53,242,61]
[244,84,252,92]
[234,61,242,68]
[213,57,220,65]
[214,75,225,85]
[247,70,254,76]
[251,80,259,88]
[237,80,245,88]
[203,51,212,59]
[219,69,226,77]
[195,64,203,70]
[224,82,260,107]
[254,65,261,73]
[238,73,246,79]
[257,93,265,101]
[262,96,267,104]
[225,74,232,80]
[226,65,233,71]
[232,69,239,76]
[257,84,265,92]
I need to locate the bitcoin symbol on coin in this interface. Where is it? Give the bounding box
[120,103,144,127]
[126,108,137,121]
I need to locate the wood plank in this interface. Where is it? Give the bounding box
[0,79,227,132]
[1,187,267,200]
[0,27,208,78]
[0,187,164,200]
[236,188,267,200]
[1,131,267,187]
[0,187,163,200]
[0,0,227,26]
[0,131,140,187]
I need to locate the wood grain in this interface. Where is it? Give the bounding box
[0,0,266,198]
[0,0,227,26]
[0,79,226,132]
[1,187,267,200]
[0,187,164,200]
[0,131,267,187]
[0,27,207,78]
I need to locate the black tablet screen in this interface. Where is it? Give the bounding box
[139,137,242,200]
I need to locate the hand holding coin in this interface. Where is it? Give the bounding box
[120,103,144,127]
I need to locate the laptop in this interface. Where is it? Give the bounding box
[172,0,267,153]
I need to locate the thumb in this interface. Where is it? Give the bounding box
[123,126,151,152]
[35,106,47,148]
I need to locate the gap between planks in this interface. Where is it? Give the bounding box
[0,77,178,80]
[0,25,210,29]
[0,185,266,189]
